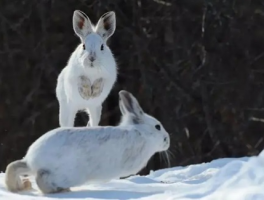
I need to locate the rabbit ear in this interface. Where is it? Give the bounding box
[73,10,93,39]
[119,97,126,115]
[119,90,144,120]
[95,11,116,40]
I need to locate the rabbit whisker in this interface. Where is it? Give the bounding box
[159,150,171,168]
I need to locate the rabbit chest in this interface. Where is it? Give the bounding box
[64,61,117,108]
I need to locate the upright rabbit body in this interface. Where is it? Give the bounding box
[5,90,170,194]
[56,10,117,127]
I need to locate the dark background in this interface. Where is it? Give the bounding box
[1,0,264,174]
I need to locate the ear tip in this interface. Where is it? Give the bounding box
[119,90,132,99]
[73,10,81,15]
[73,10,88,18]
[103,11,116,18]
[119,90,128,95]
[110,11,116,19]
[73,11,81,19]
[110,11,116,15]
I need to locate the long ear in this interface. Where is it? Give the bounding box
[73,10,93,39]
[95,11,116,40]
[119,97,126,115]
[119,90,144,119]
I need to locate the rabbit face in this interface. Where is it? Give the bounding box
[72,10,116,68]
[79,33,108,68]
[143,114,170,152]
[119,90,170,152]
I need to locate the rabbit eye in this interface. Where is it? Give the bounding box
[83,44,86,50]
[101,44,104,51]
[155,124,161,131]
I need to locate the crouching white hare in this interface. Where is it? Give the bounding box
[56,10,117,127]
[5,90,170,194]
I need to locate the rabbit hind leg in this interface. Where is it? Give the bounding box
[36,169,70,194]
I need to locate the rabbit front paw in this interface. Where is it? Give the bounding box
[78,76,104,100]
[78,75,92,100]
[91,78,104,98]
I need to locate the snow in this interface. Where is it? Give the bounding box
[1,150,264,200]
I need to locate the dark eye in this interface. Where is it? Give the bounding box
[101,44,104,51]
[155,124,161,130]
[83,44,85,50]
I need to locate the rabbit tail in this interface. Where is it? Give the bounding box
[5,160,32,192]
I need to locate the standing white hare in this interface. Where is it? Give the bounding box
[56,10,117,127]
[5,90,170,194]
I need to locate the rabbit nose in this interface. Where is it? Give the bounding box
[164,136,170,143]
[89,56,95,62]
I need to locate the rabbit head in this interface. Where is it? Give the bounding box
[119,90,170,152]
[72,10,116,68]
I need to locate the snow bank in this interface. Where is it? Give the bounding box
[0,150,263,200]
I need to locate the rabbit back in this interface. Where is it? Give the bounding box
[24,126,154,186]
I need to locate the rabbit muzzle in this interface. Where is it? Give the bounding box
[88,52,96,63]
[162,135,170,151]
[89,55,95,62]
[81,52,97,68]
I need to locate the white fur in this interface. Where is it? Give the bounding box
[5,90,170,194]
[56,10,117,127]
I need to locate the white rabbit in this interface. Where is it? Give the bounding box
[5,90,170,194]
[56,10,117,127]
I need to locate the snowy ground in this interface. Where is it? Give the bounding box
[1,150,264,200]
